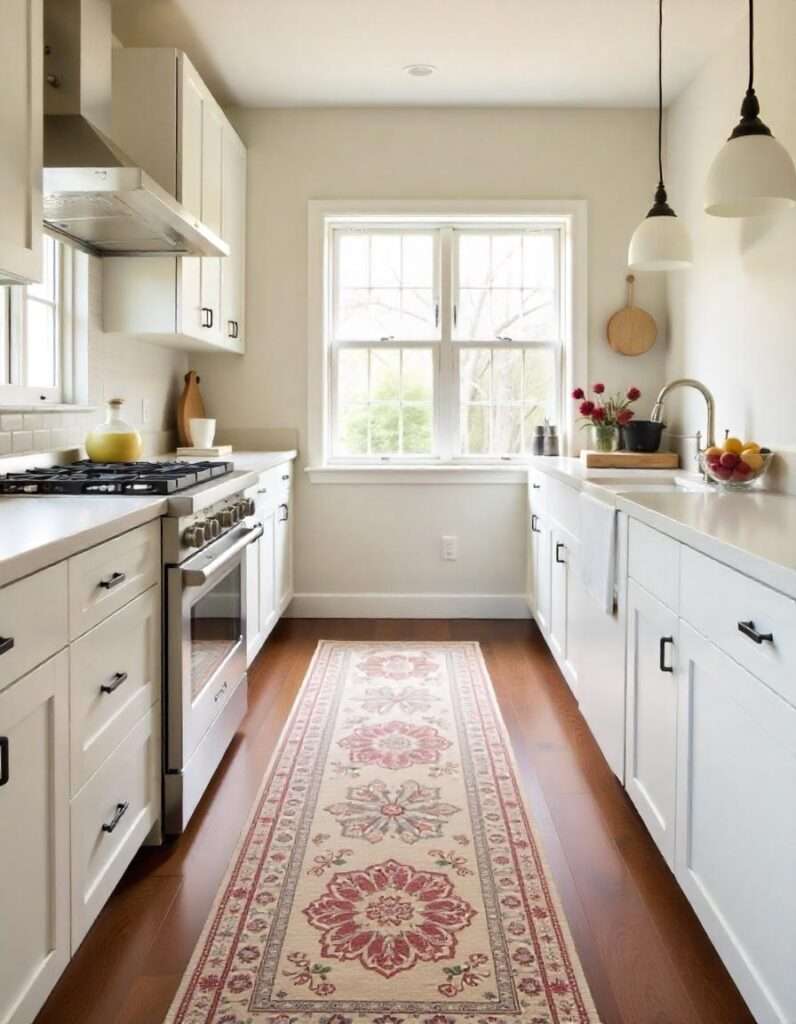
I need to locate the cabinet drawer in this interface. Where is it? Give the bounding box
[70,585,161,795]
[68,520,160,639]
[0,562,68,692]
[255,463,292,508]
[70,703,160,950]
[680,545,796,707]
[628,518,680,612]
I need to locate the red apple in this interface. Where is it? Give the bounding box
[712,464,733,480]
[732,461,752,478]
[720,451,739,470]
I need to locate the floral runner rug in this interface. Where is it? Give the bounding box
[165,641,601,1024]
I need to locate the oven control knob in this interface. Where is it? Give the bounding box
[206,516,221,539]
[219,508,235,528]
[183,523,207,547]
[245,497,256,516]
[237,498,254,518]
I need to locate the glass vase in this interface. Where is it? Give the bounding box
[592,424,620,452]
[85,398,144,463]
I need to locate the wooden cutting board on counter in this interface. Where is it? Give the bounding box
[581,450,679,469]
[177,370,205,447]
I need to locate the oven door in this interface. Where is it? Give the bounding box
[166,521,263,771]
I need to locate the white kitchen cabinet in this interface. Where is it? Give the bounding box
[246,496,277,665]
[675,622,796,1024]
[625,578,678,867]
[275,487,294,615]
[105,49,246,353]
[221,126,247,351]
[0,0,42,285]
[526,510,551,635]
[0,652,69,1024]
[548,523,581,695]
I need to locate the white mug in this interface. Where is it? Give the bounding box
[190,417,216,448]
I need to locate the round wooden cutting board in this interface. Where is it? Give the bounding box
[177,370,206,446]
[607,274,657,356]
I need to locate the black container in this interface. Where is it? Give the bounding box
[621,419,665,453]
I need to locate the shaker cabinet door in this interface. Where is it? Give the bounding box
[675,623,796,1024]
[0,652,69,1024]
[625,579,678,866]
[0,0,42,285]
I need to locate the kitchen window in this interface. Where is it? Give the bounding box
[0,235,74,405]
[311,201,586,479]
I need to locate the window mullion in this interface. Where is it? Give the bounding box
[437,227,456,460]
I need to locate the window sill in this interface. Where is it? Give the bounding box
[305,464,530,484]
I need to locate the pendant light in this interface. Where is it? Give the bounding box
[705,0,796,217]
[628,0,692,271]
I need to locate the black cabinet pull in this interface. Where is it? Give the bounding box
[0,636,14,656]
[532,483,541,489]
[102,801,129,834]
[281,474,290,481]
[201,307,214,329]
[279,503,289,522]
[227,319,239,339]
[101,671,128,695]
[0,737,9,787]
[659,635,674,673]
[555,541,565,563]
[99,571,126,590]
[738,620,774,645]
[531,514,541,534]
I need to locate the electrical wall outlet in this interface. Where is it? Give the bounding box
[442,535,458,561]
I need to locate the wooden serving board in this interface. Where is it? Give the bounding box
[581,450,679,469]
[177,370,205,447]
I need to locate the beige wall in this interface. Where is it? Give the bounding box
[665,0,796,490]
[196,106,669,609]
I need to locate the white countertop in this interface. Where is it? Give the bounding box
[530,456,796,600]
[173,449,297,475]
[0,495,166,588]
[0,450,298,588]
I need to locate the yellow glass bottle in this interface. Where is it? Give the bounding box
[85,399,144,462]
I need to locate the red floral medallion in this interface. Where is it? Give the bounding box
[302,859,476,978]
[338,721,452,770]
[356,651,439,681]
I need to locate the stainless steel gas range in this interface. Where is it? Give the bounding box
[161,472,262,833]
[0,458,264,834]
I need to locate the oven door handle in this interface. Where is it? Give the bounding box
[181,523,263,586]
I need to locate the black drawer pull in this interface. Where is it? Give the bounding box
[738,620,774,645]
[102,801,129,834]
[659,635,674,673]
[532,483,541,489]
[213,680,229,704]
[0,737,9,787]
[279,503,289,522]
[531,514,541,534]
[201,307,214,328]
[99,571,126,590]
[0,636,14,656]
[555,542,565,564]
[101,671,128,695]
[281,474,290,481]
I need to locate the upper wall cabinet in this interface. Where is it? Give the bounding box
[103,49,246,353]
[0,0,43,285]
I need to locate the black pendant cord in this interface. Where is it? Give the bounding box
[731,0,772,139]
[647,0,675,217]
[657,0,664,189]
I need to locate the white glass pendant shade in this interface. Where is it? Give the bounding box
[628,209,693,270]
[705,132,796,217]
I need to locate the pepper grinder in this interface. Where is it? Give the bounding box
[543,423,559,457]
[531,424,546,456]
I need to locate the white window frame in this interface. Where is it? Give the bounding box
[0,238,89,409]
[307,200,588,484]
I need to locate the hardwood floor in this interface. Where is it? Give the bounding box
[34,619,755,1024]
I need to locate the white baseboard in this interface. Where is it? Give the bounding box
[285,592,531,619]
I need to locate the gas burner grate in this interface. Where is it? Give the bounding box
[0,459,234,495]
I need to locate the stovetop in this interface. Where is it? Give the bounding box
[0,460,234,496]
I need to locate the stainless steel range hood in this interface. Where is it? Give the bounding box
[42,0,229,258]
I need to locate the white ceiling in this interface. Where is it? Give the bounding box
[111,0,745,109]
